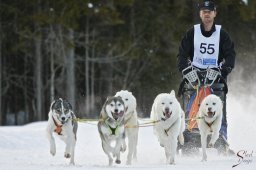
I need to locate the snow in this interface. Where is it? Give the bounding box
[0,101,256,170]
[0,79,256,170]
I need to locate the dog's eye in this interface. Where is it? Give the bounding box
[110,104,114,107]
[125,98,128,101]
[212,102,216,105]
[161,102,165,105]
[118,103,121,106]
[57,109,61,113]
[206,103,208,106]
[64,109,69,113]
[170,102,173,105]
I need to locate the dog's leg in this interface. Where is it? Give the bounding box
[169,136,177,165]
[108,153,113,166]
[126,129,134,165]
[178,133,184,146]
[115,153,121,164]
[120,132,126,153]
[126,127,139,165]
[162,136,171,164]
[209,117,222,148]
[64,129,73,160]
[46,127,56,156]
[115,139,122,164]
[179,113,185,145]
[103,144,113,166]
[69,135,76,165]
[164,142,171,164]
[200,131,208,162]
[133,127,139,161]
[101,141,114,166]
[209,131,219,148]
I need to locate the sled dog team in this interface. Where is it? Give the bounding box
[46,90,223,165]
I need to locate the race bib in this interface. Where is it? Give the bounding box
[192,24,221,69]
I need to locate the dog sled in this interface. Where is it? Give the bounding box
[177,65,232,155]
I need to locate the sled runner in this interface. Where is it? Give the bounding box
[177,65,231,155]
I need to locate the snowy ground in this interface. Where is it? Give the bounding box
[0,94,255,170]
[0,78,256,170]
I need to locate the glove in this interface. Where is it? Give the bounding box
[220,65,232,78]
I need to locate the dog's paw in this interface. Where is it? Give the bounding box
[126,160,132,165]
[208,143,214,148]
[201,154,207,162]
[201,157,207,162]
[115,159,121,164]
[69,161,75,165]
[64,153,71,158]
[50,149,56,156]
[169,160,175,165]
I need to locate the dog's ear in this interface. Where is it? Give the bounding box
[116,96,124,103]
[150,98,158,121]
[106,96,112,100]
[102,96,111,118]
[50,100,57,111]
[100,104,108,120]
[170,90,175,96]
[116,96,122,99]
[63,100,72,110]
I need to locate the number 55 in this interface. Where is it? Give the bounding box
[200,43,215,54]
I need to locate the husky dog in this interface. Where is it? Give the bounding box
[115,90,138,165]
[98,96,126,166]
[150,90,185,164]
[46,98,78,165]
[197,94,223,161]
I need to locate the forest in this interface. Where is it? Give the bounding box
[0,0,255,125]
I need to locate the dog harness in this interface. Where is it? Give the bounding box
[161,116,179,136]
[52,116,63,135]
[205,120,214,133]
[105,118,122,136]
[108,126,119,135]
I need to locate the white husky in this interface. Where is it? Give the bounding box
[46,98,78,165]
[115,90,139,165]
[150,90,185,164]
[197,94,223,161]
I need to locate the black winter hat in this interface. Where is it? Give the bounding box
[199,1,216,11]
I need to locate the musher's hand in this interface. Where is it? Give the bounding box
[220,65,232,78]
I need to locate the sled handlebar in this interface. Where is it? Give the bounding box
[182,66,221,88]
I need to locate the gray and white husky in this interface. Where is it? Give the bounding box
[46,98,78,165]
[98,96,126,166]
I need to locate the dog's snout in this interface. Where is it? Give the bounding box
[61,117,66,121]
[114,109,118,113]
[208,107,212,112]
[165,107,169,113]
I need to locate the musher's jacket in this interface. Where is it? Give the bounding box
[177,23,236,78]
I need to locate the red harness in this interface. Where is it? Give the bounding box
[52,116,62,135]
